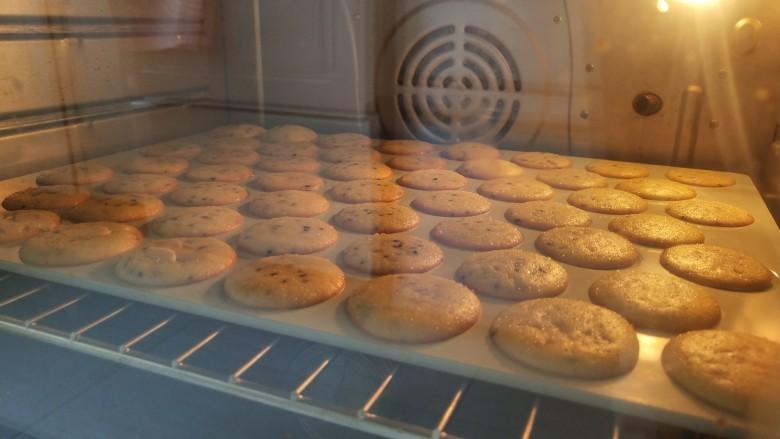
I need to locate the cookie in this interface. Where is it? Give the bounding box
[477,177,554,202]
[662,330,780,416]
[455,249,568,300]
[209,123,265,139]
[397,169,467,191]
[317,133,372,149]
[585,160,649,179]
[490,298,639,378]
[510,152,572,169]
[20,222,142,266]
[535,226,639,269]
[505,201,591,230]
[184,165,254,183]
[225,255,345,309]
[168,182,248,206]
[250,172,324,192]
[66,194,163,223]
[332,203,419,234]
[149,207,243,237]
[386,155,447,171]
[608,213,705,248]
[0,210,60,245]
[245,190,329,218]
[205,137,260,151]
[139,141,202,159]
[2,185,90,211]
[615,178,696,201]
[456,159,523,180]
[536,169,608,190]
[665,168,736,187]
[341,234,443,275]
[431,217,523,250]
[328,180,405,203]
[319,147,381,163]
[261,124,317,143]
[322,162,393,181]
[258,142,318,158]
[411,190,491,217]
[665,199,754,227]
[443,142,500,161]
[660,244,773,291]
[255,156,320,173]
[102,174,178,196]
[589,271,721,333]
[36,163,114,186]
[378,140,434,156]
[115,238,236,286]
[197,148,260,166]
[566,188,648,214]
[120,156,189,176]
[346,274,480,343]
[237,217,337,256]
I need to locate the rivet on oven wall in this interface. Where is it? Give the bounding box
[553,16,563,24]
[632,92,663,117]
[579,110,590,119]
[734,17,762,55]
[718,69,728,79]
[585,63,596,73]
[709,120,720,129]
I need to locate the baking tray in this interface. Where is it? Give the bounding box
[0,136,778,437]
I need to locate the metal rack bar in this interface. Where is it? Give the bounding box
[172,327,224,367]
[0,284,47,308]
[432,381,468,439]
[230,340,277,383]
[359,366,399,420]
[291,355,334,400]
[521,398,540,439]
[26,294,88,326]
[70,304,131,339]
[119,314,177,352]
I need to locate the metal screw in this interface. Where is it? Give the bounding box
[718,69,728,79]
[553,16,563,24]
[585,63,596,73]
[709,119,720,128]
[580,110,590,119]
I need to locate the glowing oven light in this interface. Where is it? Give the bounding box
[657,0,719,13]
[657,0,670,13]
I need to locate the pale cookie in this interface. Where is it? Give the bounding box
[168,182,247,207]
[139,141,202,159]
[115,238,236,286]
[250,172,324,192]
[608,213,705,248]
[197,148,260,166]
[258,142,318,158]
[431,217,523,251]
[535,226,639,269]
[120,156,189,176]
[346,274,480,343]
[660,244,773,291]
[317,133,372,149]
[567,188,648,214]
[615,178,696,201]
[66,194,163,223]
[205,137,260,151]
[443,142,500,161]
[397,169,467,191]
[246,190,329,218]
[589,271,721,333]
[378,140,434,156]
[184,164,254,183]
[666,199,754,227]
[477,177,554,202]
[411,190,491,217]
[209,123,265,138]
[225,255,345,309]
[2,185,90,211]
[150,207,243,237]
[322,162,393,181]
[0,210,60,245]
[490,298,639,378]
[456,159,523,180]
[586,160,649,179]
[665,168,736,187]
[341,234,443,275]
[261,124,317,143]
[319,147,381,163]
[102,174,178,196]
[455,249,568,300]
[328,180,405,203]
[20,222,142,266]
[332,203,419,234]
[255,156,320,173]
[662,330,780,416]
[505,201,591,230]
[511,152,571,169]
[36,163,114,186]
[386,155,447,171]
[536,169,608,190]
[237,217,337,256]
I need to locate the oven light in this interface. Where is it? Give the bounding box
[657,0,670,13]
[658,0,719,13]
[676,0,718,4]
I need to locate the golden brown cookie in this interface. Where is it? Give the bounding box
[250,172,324,192]
[205,137,260,151]
[322,162,393,181]
[666,199,754,227]
[328,180,405,203]
[317,133,372,149]
[411,190,491,217]
[615,178,696,201]
[149,207,243,237]
[442,142,500,161]
[197,148,260,166]
[665,168,736,187]
[66,194,163,223]
[477,177,555,203]
[430,217,523,251]
[397,169,467,191]
[536,169,608,190]
[660,244,773,291]
[261,124,317,143]
[586,160,649,179]
[102,174,178,196]
[245,191,329,218]
[0,210,60,245]
[385,155,447,171]
[120,156,189,176]
[36,163,114,186]
[567,188,648,214]
[505,201,591,230]
[139,141,202,159]
[2,185,90,211]
[237,217,338,256]
[341,234,443,275]
[258,142,318,158]
[20,222,142,266]
[168,182,248,207]
[255,156,321,173]
[535,226,639,269]
[332,203,419,234]
[319,147,381,163]
[456,159,523,180]
[608,213,705,248]
[208,123,265,139]
[378,140,434,156]
[183,165,254,183]
[510,152,572,169]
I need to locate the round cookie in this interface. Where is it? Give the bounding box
[660,244,773,291]
[197,148,260,166]
[205,137,260,151]
[535,226,639,269]
[245,190,329,218]
[120,156,189,176]
[36,163,114,186]
[456,159,523,180]
[397,169,467,191]
[0,210,60,245]
[589,270,721,333]
[317,133,372,149]
[341,234,443,275]
[328,180,405,203]
[139,141,202,159]
[609,213,705,248]
[490,298,639,378]
[20,222,142,266]
[237,217,337,256]
[346,274,480,343]
[66,194,164,223]
[511,152,571,169]
[250,172,324,192]
[505,201,591,230]
[261,124,317,143]
[168,182,247,207]
[662,330,780,416]
[455,249,568,300]
[567,188,648,214]
[209,123,265,139]
[258,142,318,158]
[536,169,608,190]
[255,156,320,173]
[2,185,90,211]
[115,238,236,286]
[431,217,523,251]
[615,178,696,201]
[666,168,736,187]
[322,162,393,181]
[477,177,554,202]
[666,199,753,227]
[102,174,178,196]
[332,203,419,234]
[225,255,345,309]
[443,142,500,161]
[586,160,649,179]
[411,190,491,217]
[183,164,254,183]
[378,140,434,156]
[386,155,447,171]
[150,207,243,237]
[319,147,381,163]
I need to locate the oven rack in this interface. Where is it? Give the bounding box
[0,271,718,439]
